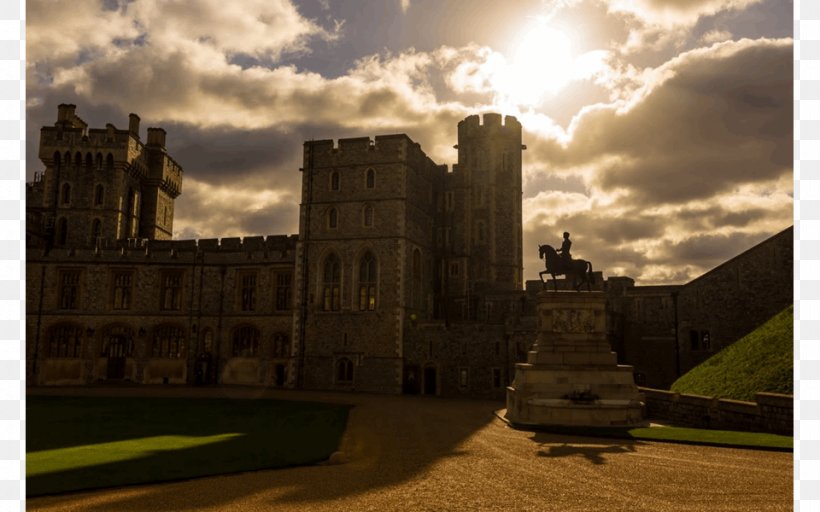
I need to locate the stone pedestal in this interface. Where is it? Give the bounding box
[506,291,644,427]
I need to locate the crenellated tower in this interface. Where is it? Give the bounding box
[442,113,524,316]
[27,104,183,251]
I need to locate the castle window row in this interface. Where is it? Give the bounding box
[328,168,376,192]
[321,251,379,312]
[55,268,294,312]
[44,322,290,361]
[53,151,115,171]
[326,204,377,230]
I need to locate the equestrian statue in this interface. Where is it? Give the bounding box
[538,232,595,291]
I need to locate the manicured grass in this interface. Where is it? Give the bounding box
[27,395,351,496]
[519,424,792,451]
[671,305,793,401]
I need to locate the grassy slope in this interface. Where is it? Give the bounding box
[27,396,351,496]
[670,305,793,401]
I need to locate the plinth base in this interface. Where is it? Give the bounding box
[504,290,645,428]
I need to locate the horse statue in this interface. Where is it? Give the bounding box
[538,244,595,291]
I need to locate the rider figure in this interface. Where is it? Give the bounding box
[557,232,572,268]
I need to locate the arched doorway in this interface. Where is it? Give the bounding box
[103,327,131,380]
[423,366,437,395]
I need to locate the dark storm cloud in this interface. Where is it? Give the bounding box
[530,38,792,207]
[660,230,771,268]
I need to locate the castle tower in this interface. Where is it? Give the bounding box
[294,135,446,393]
[28,104,183,251]
[442,114,524,318]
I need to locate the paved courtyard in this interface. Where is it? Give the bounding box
[27,387,792,511]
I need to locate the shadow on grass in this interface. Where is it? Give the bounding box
[27,395,351,496]
[28,393,499,511]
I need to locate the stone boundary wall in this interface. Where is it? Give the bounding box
[640,388,792,435]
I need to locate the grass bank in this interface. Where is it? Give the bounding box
[27,395,351,496]
[671,305,793,401]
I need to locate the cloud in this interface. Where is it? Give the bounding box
[607,0,763,28]
[519,37,792,283]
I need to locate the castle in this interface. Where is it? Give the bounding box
[25,105,793,396]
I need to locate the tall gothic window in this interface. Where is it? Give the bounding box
[363,205,374,227]
[358,252,377,311]
[232,325,260,357]
[330,171,340,191]
[328,208,338,229]
[239,272,257,311]
[112,270,133,310]
[58,269,81,309]
[336,357,354,383]
[94,185,104,206]
[91,219,102,244]
[366,168,375,189]
[61,183,71,205]
[322,254,341,311]
[47,324,83,358]
[275,272,292,311]
[160,270,183,310]
[152,324,186,359]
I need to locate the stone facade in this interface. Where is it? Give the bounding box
[26,105,792,398]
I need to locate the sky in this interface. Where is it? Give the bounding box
[25,0,793,285]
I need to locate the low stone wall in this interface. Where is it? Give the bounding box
[640,388,792,435]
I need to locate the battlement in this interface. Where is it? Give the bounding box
[457,113,522,140]
[29,235,300,263]
[303,134,430,168]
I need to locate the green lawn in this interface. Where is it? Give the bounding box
[27,395,351,496]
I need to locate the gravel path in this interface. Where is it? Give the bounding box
[27,387,792,511]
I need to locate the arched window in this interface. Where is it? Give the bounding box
[232,325,260,357]
[64,151,71,166]
[330,171,340,191]
[91,218,101,241]
[358,252,377,311]
[57,217,68,245]
[46,323,83,358]
[366,168,375,189]
[152,324,186,359]
[273,333,289,358]
[95,152,103,170]
[336,357,353,383]
[53,152,61,170]
[74,152,82,167]
[85,153,93,168]
[94,185,104,206]
[322,253,341,311]
[328,208,338,229]
[106,153,114,170]
[363,204,374,227]
[61,183,71,205]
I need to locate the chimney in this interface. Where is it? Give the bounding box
[146,127,166,148]
[129,113,141,138]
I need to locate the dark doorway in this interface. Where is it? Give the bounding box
[195,353,212,385]
[274,364,286,387]
[106,336,127,379]
[403,364,420,394]
[423,366,437,395]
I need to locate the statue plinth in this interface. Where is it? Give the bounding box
[505,291,644,428]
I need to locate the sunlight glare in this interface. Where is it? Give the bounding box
[500,25,575,105]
